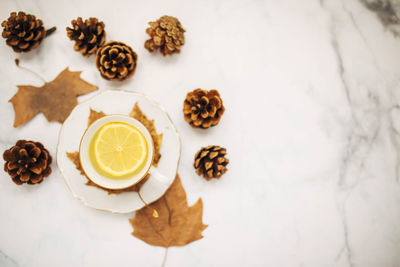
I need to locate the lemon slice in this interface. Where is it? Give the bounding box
[94,122,148,176]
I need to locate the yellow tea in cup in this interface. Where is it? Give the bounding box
[88,122,149,179]
[80,115,156,190]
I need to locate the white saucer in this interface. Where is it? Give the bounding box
[56,89,181,213]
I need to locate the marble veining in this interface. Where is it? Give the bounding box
[1,0,400,266]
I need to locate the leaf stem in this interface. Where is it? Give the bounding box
[138,191,159,218]
[161,247,169,267]
[138,191,148,205]
[14,59,46,84]
[45,26,57,37]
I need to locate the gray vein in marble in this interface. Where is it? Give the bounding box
[330,46,356,124]
[319,4,390,265]
[343,3,383,75]
[361,0,400,25]
[360,0,400,36]
[335,192,356,267]
[0,250,19,267]
[337,215,354,267]
[326,10,361,189]
[328,19,355,121]
[339,136,359,188]
[341,1,395,186]
[337,118,380,189]
[389,105,400,182]
[348,1,400,184]
[322,1,383,190]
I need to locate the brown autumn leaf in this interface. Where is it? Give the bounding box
[130,175,207,247]
[130,103,163,166]
[87,108,105,127]
[66,152,85,176]
[66,151,149,194]
[86,173,150,194]
[10,67,98,127]
[66,104,163,195]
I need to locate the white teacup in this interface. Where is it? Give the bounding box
[79,114,167,190]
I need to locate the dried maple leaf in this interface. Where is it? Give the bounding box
[10,68,98,127]
[86,175,150,194]
[66,152,85,176]
[130,175,207,247]
[66,104,163,195]
[66,151,148,194]
[85,174,150,194]
[88,108,105,127]
[130,103,163,166]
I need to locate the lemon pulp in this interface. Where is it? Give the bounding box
[92,122,148,177]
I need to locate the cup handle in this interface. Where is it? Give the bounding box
[148,166,170,185]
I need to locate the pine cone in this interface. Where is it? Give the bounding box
[144,15,185,56]
[3,140,52,185]
[183,89,225,129]
[96,41,137,81]
[1,11,56,53]
[194,146,229,180]
[66,17,106,57]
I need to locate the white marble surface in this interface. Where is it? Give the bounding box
[1,0,400,266]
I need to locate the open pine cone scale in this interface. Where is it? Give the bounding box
[96,41,137,81]
[3,140,52,185]
[184,89,224,129]
[194,145,229,180]
[66,17,105,57]
[145,15,185,56]
[1,12,47,52]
